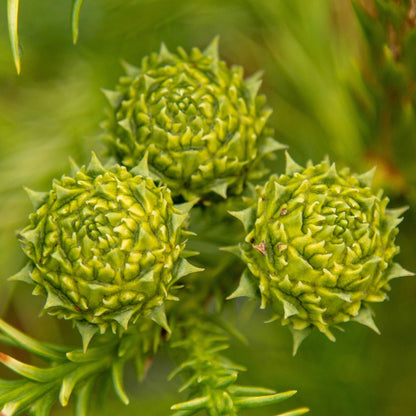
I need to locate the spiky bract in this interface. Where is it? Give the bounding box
[102,38,283,201]
[15,154,201,340]
[231,154,413,346]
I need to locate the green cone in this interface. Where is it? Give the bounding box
[231,153,413,349]
[102,38,285,201]
[14,153,202,344]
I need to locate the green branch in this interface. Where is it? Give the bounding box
[0,318,160,416]
[169,315,309,416]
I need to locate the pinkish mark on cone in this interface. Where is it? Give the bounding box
[253,240,266,256]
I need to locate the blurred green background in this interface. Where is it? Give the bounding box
[0,0,415,415]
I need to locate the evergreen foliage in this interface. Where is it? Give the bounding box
[1,1,415,416]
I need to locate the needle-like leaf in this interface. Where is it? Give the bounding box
[71,0,84,44]
[0,319,66,361]
[7,0,20,74]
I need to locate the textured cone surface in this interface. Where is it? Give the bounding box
[239,160,409,338]
[17,157,188,333]
[103,40,278,200]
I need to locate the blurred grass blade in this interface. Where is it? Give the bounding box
[7,0,20,74]
[71,0,84,44]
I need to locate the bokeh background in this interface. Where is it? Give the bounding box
[0,0,415,415]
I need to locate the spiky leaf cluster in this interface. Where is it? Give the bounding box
[15,154,201,339]
[103,38,284,201]
[0,318,161,416]
[231,154,413,346]
[170,316,309,416]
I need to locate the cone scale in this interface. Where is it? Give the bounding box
[231,153,413,349]
[103,38,285,201]
[14,154,202,344]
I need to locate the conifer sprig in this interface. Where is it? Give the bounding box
[0,318,159,416]
[2,12,414,414]
[169,315,309,416]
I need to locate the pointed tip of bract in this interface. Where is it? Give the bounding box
[86,152,106,176]
[281,299,299,319]
[175,199,198,215]
[171,200,196,233]
[203,36,220,60]
[148,304,171,333]
[171,212,188,234]
[121,59,141,77]
[209,179,228,198]
[386,262,414,281]
[131,151,150,177]
[23,187,48,210]
[226,270,258,300]
[18,226,41,246]
[285,151,303,175]
[174,258,204,281]
[76,321,99,352]
[246,76,263,102]
[386,205,409,218]
[220,244,242,259]
[228,207,255,233]
[112,308,136,331]
[53,183,82,203]
[159,42,176,62]
[325,163,338,179]
[44,288,69,311]
[357,166,376,188]
[101,88,124,108]
[290,327,312,356]
[353,307,380,335]
[118,118,132,135]
[142,74,156,90]
[130,152,161,181]
[68,156,80,176]
[8,263,33,284]
[259,137,287,156]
